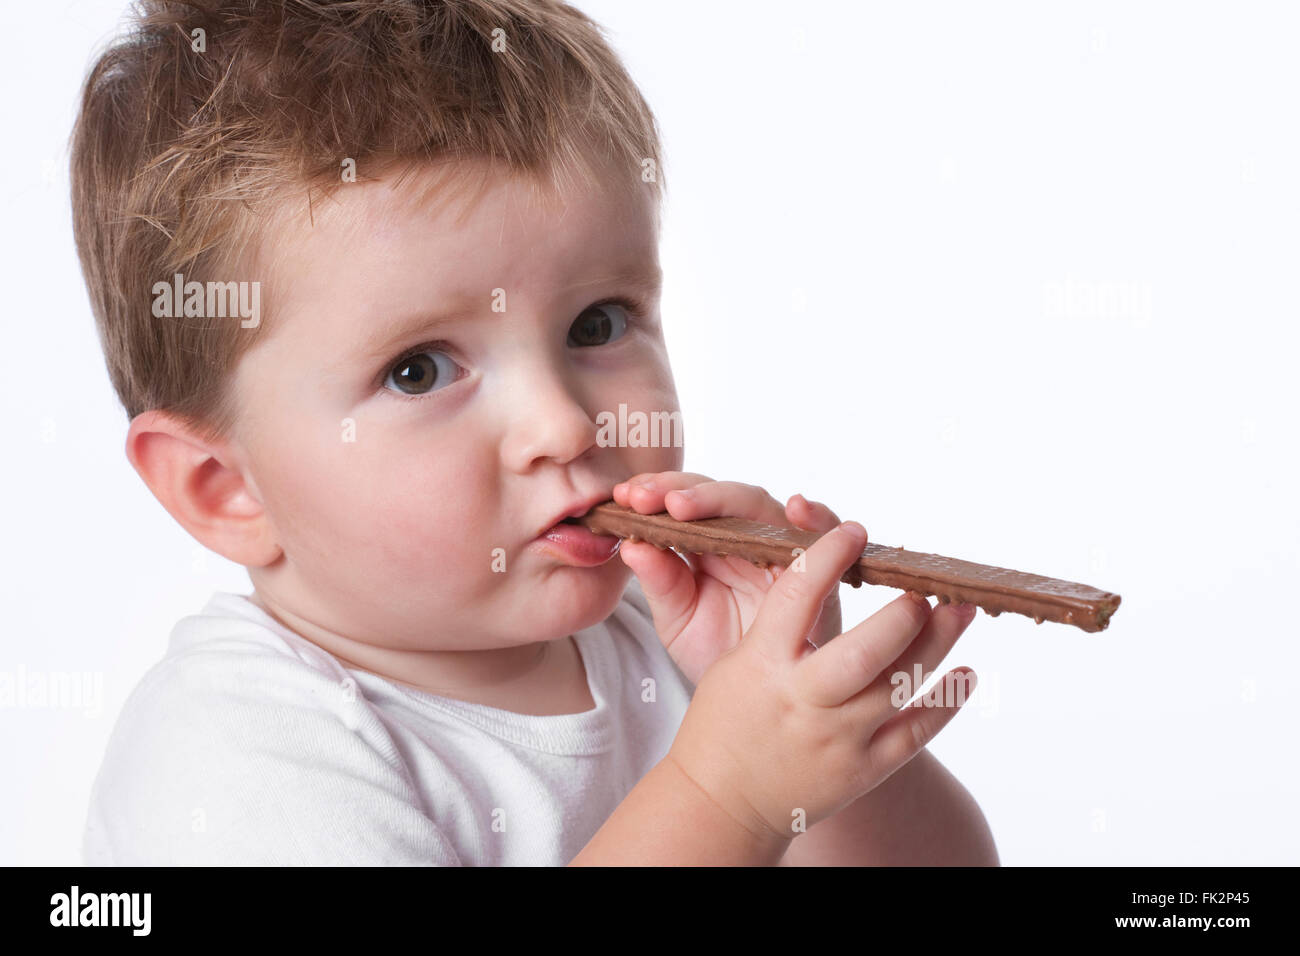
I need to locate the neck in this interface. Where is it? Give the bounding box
[246,588,554,703]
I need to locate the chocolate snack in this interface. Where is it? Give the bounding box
[572,502,1121,633]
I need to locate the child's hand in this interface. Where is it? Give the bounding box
[666,521,979,844]
[612,472,846,684]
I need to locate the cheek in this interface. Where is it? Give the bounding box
[255,422,494,586]
[352,447,498,584]
[625,440,683,478]
[372,490,492,582]
[604,362,684,475]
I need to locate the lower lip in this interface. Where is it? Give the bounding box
[533,522,621,566]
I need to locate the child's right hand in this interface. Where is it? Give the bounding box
[665,520,978,847]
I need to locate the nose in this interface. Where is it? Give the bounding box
[498,357,599,473]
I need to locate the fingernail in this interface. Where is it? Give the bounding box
[671,488,695,500]
[839,521,866,542]
[904,590,931,609]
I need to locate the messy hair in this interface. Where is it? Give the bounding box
[70,0,665,441]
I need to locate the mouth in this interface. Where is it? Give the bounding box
[533,513,621,567]
[528,492,621,566]
[535,493,613,540]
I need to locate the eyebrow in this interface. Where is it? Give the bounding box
[357,263,663,362]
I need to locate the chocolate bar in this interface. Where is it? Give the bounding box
[573,502,1121,632]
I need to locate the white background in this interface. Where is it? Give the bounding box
[2,0,1296,865]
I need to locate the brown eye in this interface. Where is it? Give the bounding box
[384,351,458,396]
[568,302,629,347]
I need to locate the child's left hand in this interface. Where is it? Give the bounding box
[611,472,852,685]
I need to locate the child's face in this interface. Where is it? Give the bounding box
[229,158,681,653]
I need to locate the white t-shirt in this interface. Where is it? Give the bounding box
[82,578,694,865]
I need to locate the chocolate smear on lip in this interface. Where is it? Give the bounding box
[572,501,1122,633]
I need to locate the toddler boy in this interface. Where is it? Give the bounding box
[73,0,996,866]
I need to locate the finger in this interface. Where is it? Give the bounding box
[617,539,698,641]
[786,494,842,533]
[660,480,789,528]
[866,668,978,776]
[613,472,714,511]
[794,591,933,707]
[748,522,867,660]
[890,602,977,697]
[844,601,977,716]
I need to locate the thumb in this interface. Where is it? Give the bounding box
[772,564,841,646]
[618,540,698,643]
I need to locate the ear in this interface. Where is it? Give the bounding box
[125,409,282,567]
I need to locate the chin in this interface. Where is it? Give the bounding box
[535,559,631,636]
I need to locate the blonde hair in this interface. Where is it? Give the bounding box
[70,0,665,441]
